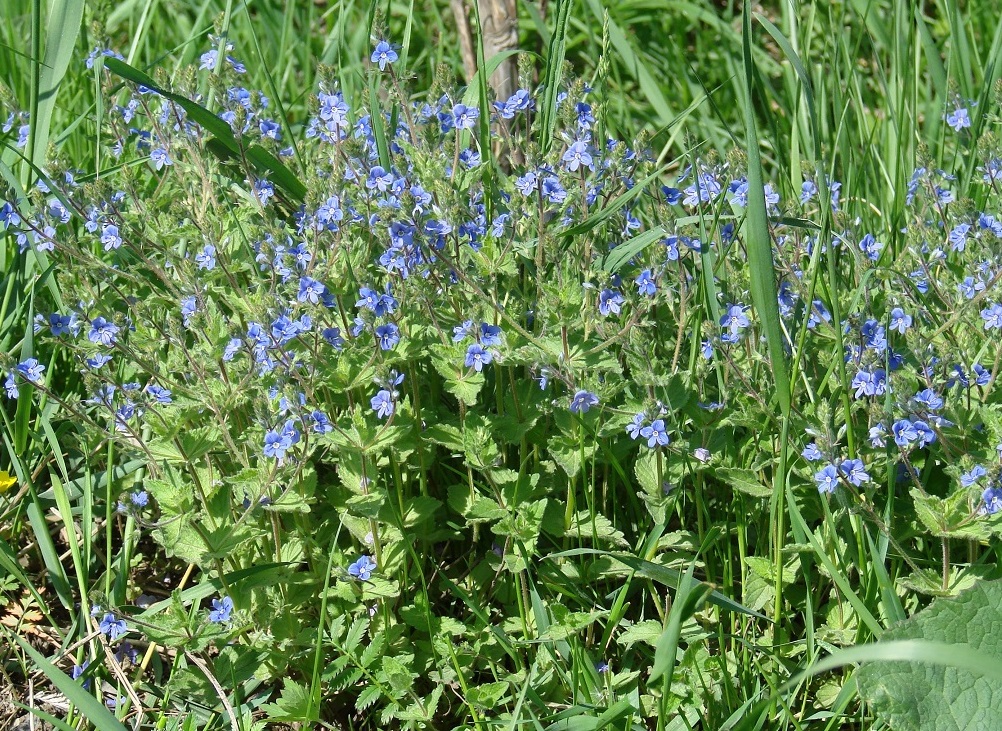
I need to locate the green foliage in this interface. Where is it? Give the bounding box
[2,1,1002,730]
[857,580,1002,730]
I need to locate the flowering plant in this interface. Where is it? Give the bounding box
[3,34,1002,727]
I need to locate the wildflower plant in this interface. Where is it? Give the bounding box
[3,31,1002,729]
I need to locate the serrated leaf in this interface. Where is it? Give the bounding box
[402,496,442,527]
[154,516,205,564]
[466,681,508,709]
[564,510,629,548]
[715,467,771,498]
[616,620,664,648]
[356,684,382,712]
[380,654,416,694]
[261,679,315,722]
[856,580,1002,731]
[634,450,661,495]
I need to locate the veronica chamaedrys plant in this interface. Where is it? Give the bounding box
[4,31,1002,728]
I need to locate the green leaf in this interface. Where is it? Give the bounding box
[564,510,629,548]
[615,620,664,648]
[600,226,666,273]
[262,679,316,722]
[715,467,771,498]
[911,488,988,540]
[29,0,84,175]
[856,579,1002,730]
[741,4,791,418]
[466,681,508,709]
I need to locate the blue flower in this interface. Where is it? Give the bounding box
[88,317,120,346]
[562,140,593,172]
[465,344,493,372]
[858,233,882,261]
[814,464,840,494]
[4,372,17,399]
[479,323,503,346]
[802,443,823,461]
[16,358,45,384]
[851,369,886,398]
[100,224,122,251]
[662,186,683,205]
[98,613,128,641]
[961,465,987,488]
[635,269,657,296]
[981,303,1002,330]
[322,327,344,350]
[891,419,918,447]
[150,148,172,170]
[807,300,831,330]
[209,596,233,623]
[47,312,75,336]
[493,89,533,119]
[720,304,750,334]
[958,276,984,300]
[973,363,991,387]
[370,41,398,71]
[375,323,400,350]
[598,289,624,317]
[839,459,869,487]
[913,388,943,411]
[298,277,327,305]
[259,119,281,141]
[115,642,138,664]
[979,487,1002,516]
[311,410,333,434]
[71,661,90,689]
[371,389,394,419]
[348,555,377,580]
[912,420,936,448]
[263,420,299,460]
[626,413,645,440]
[948,223,970,251]
[569,390,599,414]
[541,176,567,204]
[195,244,216,270]
[145,384,172,404]
[889,307,912,334]
[452,104,480,131]
[0,200,21,230]
[868,423,886,448]
[861,320,887,352]
[639,419,670,448]
[180,295,197,328]
[945,106,971,131]
[254,179,274,206]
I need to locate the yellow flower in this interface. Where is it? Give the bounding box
[0,470,15,494]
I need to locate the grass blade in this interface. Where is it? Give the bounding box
[28,0,84,176]
[538,0,571,156]
[741,3,791,419]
